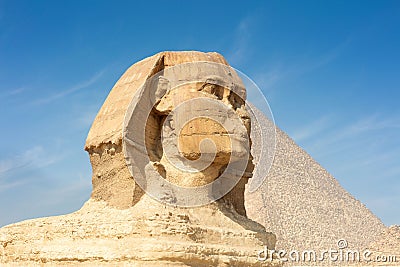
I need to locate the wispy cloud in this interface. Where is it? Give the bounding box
[309,114,400,153]
[0,146,62,190]
[292,37,352,77]
[0,180,25,192]
[252,37,352,98]
[227,16,255,66]
[253,67,284,90]
[291,115,333,142]
[0,146,43,175]
[0,87,25,99]
[31,70,105,105]
[347,114,400,132]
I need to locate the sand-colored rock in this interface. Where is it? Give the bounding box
[366,225,400,265]
[0,51,280,266]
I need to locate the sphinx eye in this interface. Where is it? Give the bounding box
[199,83,224,100]
[228,92,244,110]
[210,85,224,100]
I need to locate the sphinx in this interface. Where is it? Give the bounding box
[0,51,280,266]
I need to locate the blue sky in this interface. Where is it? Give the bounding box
[0,0,399,227]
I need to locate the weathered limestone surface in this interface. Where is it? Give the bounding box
[366,225,400,266]
[0,198,279,266]
[245,107,392,265]
[0,51,280,266]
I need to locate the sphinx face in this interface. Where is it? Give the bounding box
[146,81,251,188]
[155,82,250,167]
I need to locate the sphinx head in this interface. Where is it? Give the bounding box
[85,52,257,213]
[123,61,253,210]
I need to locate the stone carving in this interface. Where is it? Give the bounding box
[0,51,280,266]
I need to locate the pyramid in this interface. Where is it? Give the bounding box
[246,106,386,253]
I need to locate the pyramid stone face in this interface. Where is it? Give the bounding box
[246,107,386,253]
[368,225,400,260]
[0,51,280,266]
